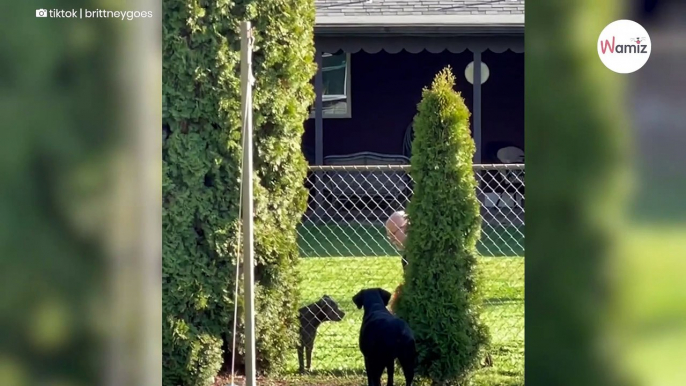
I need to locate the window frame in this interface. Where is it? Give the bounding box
[309,52,352,119]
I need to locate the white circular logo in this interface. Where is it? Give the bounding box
[598,20,651,74]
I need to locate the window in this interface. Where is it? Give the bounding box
[310,52,351,119]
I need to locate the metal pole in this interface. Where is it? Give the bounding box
[473,51,482,163]
[314,50,323,166]
[313,49,327,221]
[240,21,256,386]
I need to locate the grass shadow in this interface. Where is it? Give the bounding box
[483,297,523,305]
[302,368,365,377]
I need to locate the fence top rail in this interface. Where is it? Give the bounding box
[307,163,525,172]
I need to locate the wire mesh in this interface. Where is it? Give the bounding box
[287,164,524,381]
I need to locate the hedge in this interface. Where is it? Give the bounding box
[162,0,316,384]
[395,67,490,385]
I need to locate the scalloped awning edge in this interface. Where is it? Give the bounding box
[314,35,524,54]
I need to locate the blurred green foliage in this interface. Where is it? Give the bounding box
[162,0,316,384]
[0,2,123,385]
[395,68,490,385]
[526,0,634,385]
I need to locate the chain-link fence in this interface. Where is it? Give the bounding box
[289,164,524,382]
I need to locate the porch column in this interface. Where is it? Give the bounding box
[473,50,482,163]
[313,50,326,221]
[314,50,324,165]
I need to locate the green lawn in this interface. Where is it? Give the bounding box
[257,224,524,385]
[278,254,524,386]
[298,223,524,258]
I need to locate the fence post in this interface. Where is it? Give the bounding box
[240,20,257,386]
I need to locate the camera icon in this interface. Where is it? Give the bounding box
[36,9,48,17]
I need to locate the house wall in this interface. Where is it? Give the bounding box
[302,49,524,164]
[481,50,525,162]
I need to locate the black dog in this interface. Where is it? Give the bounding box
[353,288,416,386]
[297,295,345,374]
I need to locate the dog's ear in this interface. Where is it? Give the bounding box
[352,290,364,309]
[320,295,334,308]
[378,288,392,306]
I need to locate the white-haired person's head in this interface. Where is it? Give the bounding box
[385,210,408,250]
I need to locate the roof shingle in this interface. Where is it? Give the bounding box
[316,0,525,17]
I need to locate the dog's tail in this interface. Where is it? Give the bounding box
[391,319,415,347]
[397,331,417,378]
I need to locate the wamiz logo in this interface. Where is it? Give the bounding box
[600,36,649,54]
[598,20,651,74]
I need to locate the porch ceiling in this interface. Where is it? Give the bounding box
[315,15,524,35]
